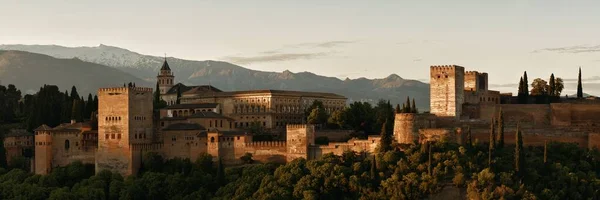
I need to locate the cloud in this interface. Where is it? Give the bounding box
[285,40,358,49]
[222,52,330,65]
[533,45,600,53]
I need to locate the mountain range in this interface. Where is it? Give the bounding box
[0,44,430,110]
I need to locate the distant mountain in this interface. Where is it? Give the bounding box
[0,50,150,95]
[0,44,430,110]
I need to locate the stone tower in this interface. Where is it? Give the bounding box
[95,86,154,176]
[34,125,53,175]
[286,124,315,162]
[430,65,465,118]
[157,58,174,95]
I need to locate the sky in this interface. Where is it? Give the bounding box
[2,0,600,94]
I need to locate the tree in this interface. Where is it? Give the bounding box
[370,155,377,179]
[577,67,583,98]
[395,104,401,114]
[411,98,417,113]
[154,82,161,104]
[490,118,496,149]
[85,94,93,119]
[71,99,82,122]
[497,109,505,149]
[240,153,254,164]
[93,95,98,112]
[405,97,411,113]
[515,124,524,178]
[327,109,346,129]
[70,86,79,101]
[518,77,525,103]
[465,126,472,149]
[548,74,556,97]
[216,158,225,186]
[530,78,548,96]
[428,142,432,175]
[523,71,529,99]
[307,107,327,125]
[378,120,393,153]
[543,140,548,164]
[554,77,564,96]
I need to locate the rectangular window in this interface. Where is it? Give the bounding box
[118,134,121,139]
[220,120,223,127]
[106,134,109,139]
[111,134,115,139]
[210,121,212,127]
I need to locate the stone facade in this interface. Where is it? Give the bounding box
[430,65,465,118]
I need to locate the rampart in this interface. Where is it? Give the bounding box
[393,113,437,144]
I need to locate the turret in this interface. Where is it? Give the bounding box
[430,65,465,118]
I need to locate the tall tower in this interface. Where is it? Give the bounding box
[95,86,154,176]
[430,65,465,118]
[286,124,315,162]
[157,58,174,95]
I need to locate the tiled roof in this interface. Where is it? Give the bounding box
[34,124,52,131]
[6,129,32,137]
[182,85,223,94]
[165,103,219,109]
[183,89,346,99]
[163,123,205,131]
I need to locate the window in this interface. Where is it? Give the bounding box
[111,134,115,139]
[220,120,223,127]
[161,122,165,127]
[105,134,109,139]
[64,140,70,150]
[210,137,215,143]
[237,136,240,140]
[172,136,176,141]
[75,142,79,146]
[118,134,121,139]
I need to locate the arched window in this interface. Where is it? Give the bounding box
[210,137,215,143]
[64,140,70,150]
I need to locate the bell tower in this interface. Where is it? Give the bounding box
[157,57,174,95]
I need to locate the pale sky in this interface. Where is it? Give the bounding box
[2,0,600,94]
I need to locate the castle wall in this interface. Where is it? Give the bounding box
[393,113,437,144]
[162,130,208,161]
[419,129,455,143]
[468,127,589,148]
[238,141,287,164]
[51,131,95,167]
[310,136,380,160]
[430,65,465,118]
[314,129,353,142]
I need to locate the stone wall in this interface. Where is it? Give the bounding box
[588,133,600,149]
[430,65,464,118]
[419,128,455,143]
[393,113,438,144]
[315,129,353,142]
[34,130,53,175]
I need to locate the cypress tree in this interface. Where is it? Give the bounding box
[93,95,98,112]
[515,124,524,178]
[176,87,182,104]
[216,158,225,186]
[490,118,496,149]
[85,94,93,119]
[395,104,401,113]
[411,98,417,113]
[71,99,82,122]
[70,86,79,101]
[497,108,505,149]
[154,81,161,104]
[549,73,556,96]
[402,103,407,113]
[428,141,432,175]
[543,140,548,164]
[523,71,529,100]
[378,120,392,153]
[80,96,85,121]
[577,67,583,98]
[405,97,411,113]
[518,77,524,103]
[466,126,472,149]
[488,139,493,168]
[370,155,377,179]
[60,92,71,123]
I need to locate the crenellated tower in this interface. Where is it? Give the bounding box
[95,86,154,176]
[286,124,315,162]
[157,58,174,95]
[430,65,465,118]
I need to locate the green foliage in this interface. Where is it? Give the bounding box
[378,120,393,153]
[497,109,505,149]
[515,126,524,178]
[240,153,254,164]
[314,136,329,145]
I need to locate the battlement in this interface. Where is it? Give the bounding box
[286,124,314,129]
[465,71,480,75]
[244,141,286,147]
[98,87,153,93]
[430,65,464,71]
[129,143,163,151]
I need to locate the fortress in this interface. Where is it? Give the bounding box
[393,65,600,149]
[6,63,600,176]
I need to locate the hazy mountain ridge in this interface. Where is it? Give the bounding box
[0,44,430,110]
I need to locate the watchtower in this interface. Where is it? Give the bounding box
[34,125,53,175]
[430,65,465,118]
[95,86,154,176]
[286,124,315,162]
